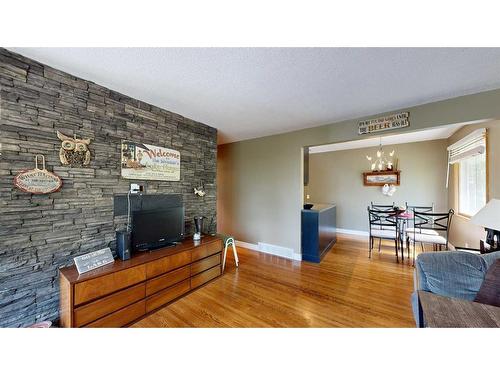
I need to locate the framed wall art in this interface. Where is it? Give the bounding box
[121,141,180,181]
[363,171,400,186]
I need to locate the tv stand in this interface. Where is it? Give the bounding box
[59,236,223,327]
[136,242,176,252]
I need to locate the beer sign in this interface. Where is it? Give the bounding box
[358,112,409,135]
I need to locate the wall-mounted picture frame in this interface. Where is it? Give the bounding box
[363,171,400,186]
[121,141,180,181]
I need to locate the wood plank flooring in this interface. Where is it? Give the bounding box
[132,234,416,327]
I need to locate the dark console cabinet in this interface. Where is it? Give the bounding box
[301,204,336,263]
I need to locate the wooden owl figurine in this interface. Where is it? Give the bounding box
[56,131,91,166]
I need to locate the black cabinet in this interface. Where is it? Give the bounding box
[301,204,336,263]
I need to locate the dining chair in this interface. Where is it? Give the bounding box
[403,204,436,261]
[368,207,401,261]
[404,203,439,236]
[408,209,454,265]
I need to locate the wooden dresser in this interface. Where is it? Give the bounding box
[59,236,223,327]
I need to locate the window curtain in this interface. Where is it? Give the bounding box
[446,128,486,188]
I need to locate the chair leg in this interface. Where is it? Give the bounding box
[378,238,382,253]
[413,243,416,267]
[232,241,239,267]
[369,236,372,258]
[222,241,229,271]
[421,243,425,253]
[400,236,404,262]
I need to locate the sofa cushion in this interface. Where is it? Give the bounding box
[415,251,489,301]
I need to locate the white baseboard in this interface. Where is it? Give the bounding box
[235,240,259,251]
[336,228,369,237]
[235,240,301,261]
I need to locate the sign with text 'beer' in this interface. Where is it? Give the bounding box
[358,112,409,135]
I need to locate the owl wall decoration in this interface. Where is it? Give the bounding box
[56,131,92,167]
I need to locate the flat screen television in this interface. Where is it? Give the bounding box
[132,206,185,251]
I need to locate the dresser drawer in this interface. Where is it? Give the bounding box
[146,279,190,313]
[191,265,221,289]
[146,265,191,296]
[146,250,191,279]
[74,265,146,306]
[74,283,146,327]
[85,300,146,328]
[191,253,220,276]
[191,240,222,261]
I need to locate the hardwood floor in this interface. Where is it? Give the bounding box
[132,234,416,327]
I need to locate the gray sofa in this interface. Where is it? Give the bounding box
[412,250,500,327]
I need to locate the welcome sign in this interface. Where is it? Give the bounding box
[121,141,181,181]
[358,112,409,135]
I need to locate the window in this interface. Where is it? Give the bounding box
[447,128,487,217]
[458,152,486,216]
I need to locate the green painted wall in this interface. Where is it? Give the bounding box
[306,139,449,232]
[217,88,500,254]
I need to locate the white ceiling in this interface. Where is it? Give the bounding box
[9,48,500,144]
[309,123,468,154]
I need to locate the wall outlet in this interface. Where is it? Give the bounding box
[130,183,144,194]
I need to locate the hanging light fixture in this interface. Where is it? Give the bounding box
[366,138,395,171]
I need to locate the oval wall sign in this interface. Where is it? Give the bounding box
[13,155,63,194]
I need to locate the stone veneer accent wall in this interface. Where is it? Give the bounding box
[0,48,217,327]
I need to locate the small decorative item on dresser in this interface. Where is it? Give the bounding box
[57,131,92,166]
[74,247,115,274]
[193,216,205,240]
[13,154,63,194]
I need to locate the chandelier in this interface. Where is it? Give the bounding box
[366,138,395,171]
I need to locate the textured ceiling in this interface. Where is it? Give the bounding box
[10,48,500,144]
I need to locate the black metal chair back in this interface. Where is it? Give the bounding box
[412,209,454,248]
[370,202,395,212]
[405,202,434,213]
[368,207,399,232]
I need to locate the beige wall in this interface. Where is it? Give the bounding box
[447,120,500,247]
[306,139,449,232]
[217,88,500,254]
